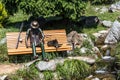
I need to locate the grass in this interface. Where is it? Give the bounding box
[8,63,40,80]
[82,25,106,34]
[85,3,120,21]
[81,2,120,34]
[56,59,91,80]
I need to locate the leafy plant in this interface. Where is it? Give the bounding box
[81,39,93,49]
[56,59,91,80]
[0,2,8,28]
[20,0,87,20]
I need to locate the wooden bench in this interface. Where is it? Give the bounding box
[6,29,72,55]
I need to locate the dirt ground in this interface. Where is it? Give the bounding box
[0,63,23,75]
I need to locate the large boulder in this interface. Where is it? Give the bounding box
[104,20,120,44]
[67,31,83,49]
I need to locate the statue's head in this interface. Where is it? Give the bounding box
[31,20,39,29]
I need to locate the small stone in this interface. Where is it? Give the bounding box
[36,60,56,71]
[92,77,100,80]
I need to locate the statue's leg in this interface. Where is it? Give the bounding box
[40,42,46,60]
[40,42,48,61]
[32,42,38,59]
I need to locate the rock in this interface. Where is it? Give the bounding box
[93,30,108,45]
[0,75,7,80]
[80,47,88,54]
[92,77,100,80]
[92,47,103,58]
[102,56,115,61]
[85,75,100,80]
[68,56,95,64]
[108,7,116,13]
[105,49,110,56]
[0,37,6,46]
[36,58,65,71]
[104,20,120,44]
[24,58,40,67]
[101,45,109,51]
[102,20,113,28]
[67,31,83,49]
[94,7,100,12]
[109,1,120,12]
[95,70,108,74]
[80,47,94,55]
[36,60,56,71]
[100,6,108,14]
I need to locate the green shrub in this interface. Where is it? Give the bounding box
[20,0,87,20]
[0,2,8,28]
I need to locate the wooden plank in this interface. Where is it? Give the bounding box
[8,44,72,55]
[6,29,72,55]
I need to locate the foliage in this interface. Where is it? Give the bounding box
[20,0,87,20]
[81,39,93,49]
[0,2,8,28]
[8,10,30,23]
[56,59,91,80]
